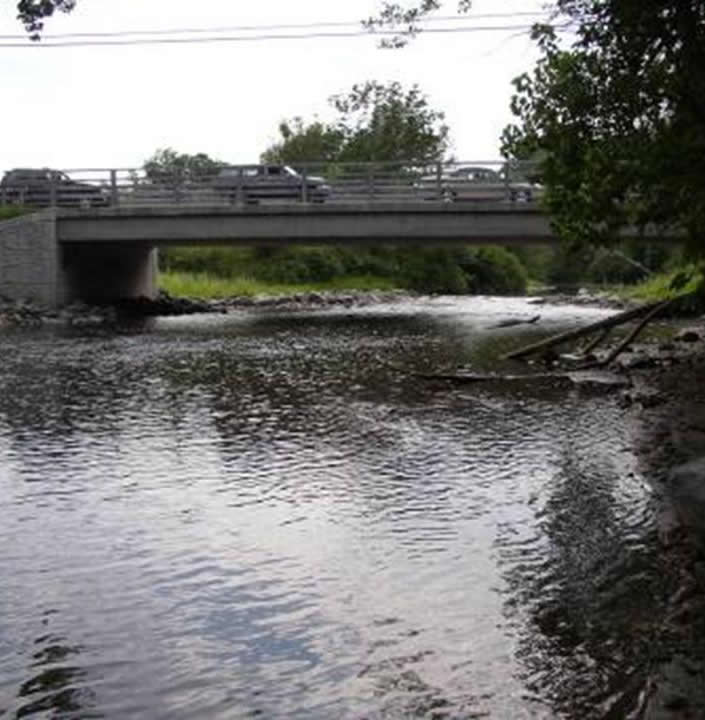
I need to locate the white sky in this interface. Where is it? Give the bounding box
[0,0,546,174]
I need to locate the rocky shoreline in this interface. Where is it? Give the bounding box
[0,289,414,327]
[620,334,705,719]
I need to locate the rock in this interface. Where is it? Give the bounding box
[616,353,660,370]
[668,457,705,549]
[567,370,631,388]
[675,329,700,343]
[657,505,684,547]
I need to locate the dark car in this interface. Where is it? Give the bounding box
[213,164,330,203]
[0,168,108,208]
[414,164,541,202]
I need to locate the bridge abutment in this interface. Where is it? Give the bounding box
[0,210,70,307]
[0,212,158,308]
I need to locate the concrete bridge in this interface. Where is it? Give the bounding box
[0,202,559,308]
[0,201,677,308]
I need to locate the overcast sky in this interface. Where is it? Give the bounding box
[1,0,547,174]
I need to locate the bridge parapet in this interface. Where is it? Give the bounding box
[0,160,543,210]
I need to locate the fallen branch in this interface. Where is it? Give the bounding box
[502,300,665,361]
[413,371,562,383]
[412,369,629,387]
[581,327,611,356]
[581,298,674,368]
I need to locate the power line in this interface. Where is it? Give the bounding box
[0,11,552,41]
[0,22,569,49]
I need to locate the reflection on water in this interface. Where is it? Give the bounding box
[0,297,672,718]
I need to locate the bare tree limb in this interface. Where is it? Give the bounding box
[502,301,665,361]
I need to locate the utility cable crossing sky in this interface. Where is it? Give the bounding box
[1,10,565,48]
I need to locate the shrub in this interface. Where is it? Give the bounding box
[252,247,345,283]
[464,246,528,295]
[399,248,470,294]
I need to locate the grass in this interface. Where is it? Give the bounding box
[617,266,701,301]
[159,271,398,299]
[0,206,31,221]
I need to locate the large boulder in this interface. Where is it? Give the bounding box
[669,457,705,549]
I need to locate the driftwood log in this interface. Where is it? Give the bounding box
[579,298,674,368]
[502,300,668,361]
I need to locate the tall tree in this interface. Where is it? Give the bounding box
[262,81,449,166]
[261,119,345,166]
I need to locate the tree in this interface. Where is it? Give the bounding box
[16,0,75,37]
[261,81,449,166]
[499,2,705,253]
[372,2,705,255]
[261,119,344,166]
[143,148,225,186]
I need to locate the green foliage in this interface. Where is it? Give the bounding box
[261,81,449,168]
[251,247,345,284]
[159,244,529,297]
[16,0,75,37]
[159,270,398,299]
[0,206,32,221]
[586,248,647,285]
[500,2,705,254]
[143,148,225,186]
[261,119,344,166]
[399,246,527,295]
[508,246,555,284]
[620,266,701,301]
[160,247,251,276]
[364,1,471,48]
[400,248,470,294]
[332,81,449,163]
[463,246,529,295]
[160,271,301,299]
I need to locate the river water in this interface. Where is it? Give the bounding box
[0,297,675,719]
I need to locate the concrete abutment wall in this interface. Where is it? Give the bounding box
[0,211,68,306]
[0,212,157,307]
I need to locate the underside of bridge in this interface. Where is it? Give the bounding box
[60,243,158,304]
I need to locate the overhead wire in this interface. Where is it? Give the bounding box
[0,10,553,41]
[0,23,570,49]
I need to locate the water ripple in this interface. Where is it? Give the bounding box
[0,298,665,718]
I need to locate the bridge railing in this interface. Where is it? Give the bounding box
[0,160,543,209]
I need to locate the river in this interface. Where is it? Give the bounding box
[0,296,675,719]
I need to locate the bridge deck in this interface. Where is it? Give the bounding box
[56,202,556,245]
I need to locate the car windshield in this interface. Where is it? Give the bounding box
[283,166,300,177]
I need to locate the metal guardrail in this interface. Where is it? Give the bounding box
[0,160,543,209]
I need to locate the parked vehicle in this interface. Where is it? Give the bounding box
[415,164,540,202]
[0,168,109,208]
[213,164,330,203]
